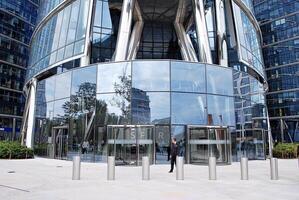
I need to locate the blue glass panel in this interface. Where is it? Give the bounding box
[207,95,235,126]
[171,62,206,93]
[132,61,170,91]
[132,91,170,124]
[171,93,206,125]
[54,71,72,99]
[97,62,131,93]
[207,65,233,96]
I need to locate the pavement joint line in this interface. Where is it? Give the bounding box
[0,184,30,193]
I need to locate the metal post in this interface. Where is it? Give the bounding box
[107,156,115,180]
[209,157,217,180]
[142,156,150,180]
[240,157,248,180]
[176,156,184,180]
[72,156,81,180]
[270,158,279,180]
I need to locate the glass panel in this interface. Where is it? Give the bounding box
[137,126,154,165]
[97,62,131,93]
[206,65,233,96]
[76,0,90,40]
[67,0,80,44]
[53,98,70,126]
[132,61,170,91]
[171,126,186,157]
[71,66,97,96]
[94,126,107,162]
[132,92,170,124]
[171,62,206,93]
[64,43,74,59]
[58,5,71,48]
[54,72,72,99]
[74,39,85,55]
[189,127,209,163]
[96,93,131,125]
[94,0,103,27]
[207,95,235,126]
[38,77,56,102]
[171,93,206,124]
[56,48,65,62]
[155,125,170,164]
[209,128,228,162]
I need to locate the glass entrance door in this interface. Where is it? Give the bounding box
[155,125,170,164]
[107,125,154,166]
[187,126,230,164]
[52,126,68,160]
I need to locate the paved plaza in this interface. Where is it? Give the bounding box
[0,158,298,200]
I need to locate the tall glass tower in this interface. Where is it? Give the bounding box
[254,0,299,142]
[22,0,269,164]
[0,0,38,140]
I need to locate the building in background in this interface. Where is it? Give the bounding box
[254,0,299,142]
[22,0,269,164]
[0,0,38,140]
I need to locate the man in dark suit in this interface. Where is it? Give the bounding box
[169,137,178,173]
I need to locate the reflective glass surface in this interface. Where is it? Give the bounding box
[171,62,206,93]
[54,71,71,99]
[97,62,131,93]
[207,65,233,96]
[233,2,264,76]
[171,93,206,125]
[132,91,170,124]
[96,93,131,125]
[132,61,170,91]
[207,95,235,126]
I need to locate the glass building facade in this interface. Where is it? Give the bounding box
[23,0,269,164]
[0,0,38,140]
[254,0,299,142]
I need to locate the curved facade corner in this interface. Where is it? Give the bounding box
[23,0,269,164]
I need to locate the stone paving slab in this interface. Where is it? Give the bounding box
[0,158,298,200]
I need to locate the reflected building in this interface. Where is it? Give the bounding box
[0,0,38,140]
[254,0,299,142]
[22,0,269,164]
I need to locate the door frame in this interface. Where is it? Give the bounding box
[52,125,69,160]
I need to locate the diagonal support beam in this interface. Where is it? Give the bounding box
[192,0,213,63]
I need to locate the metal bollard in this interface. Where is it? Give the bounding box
[176,156,184,180]
[240,157,249,180]
[209,157,217,180]
[107,156,115,181]
[142,156,150,180]
[72,156,81,180]
[270,157,279,180]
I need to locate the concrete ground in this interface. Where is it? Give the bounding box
[0,158,298,200]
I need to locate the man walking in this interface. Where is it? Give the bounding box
[169,137,178,173]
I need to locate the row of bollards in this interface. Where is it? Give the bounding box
[71,155,280,181]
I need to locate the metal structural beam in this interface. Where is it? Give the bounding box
[114,0,136,61]
[20,78,37,148]
[127,1,143,60]
[174,0,198,62]
[215,0,228,67]
[192,0,213,64]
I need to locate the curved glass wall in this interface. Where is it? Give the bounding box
[33,60,235,163]
[27,0,91,81]
[37,0,65,23]
[232,2,264,77]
